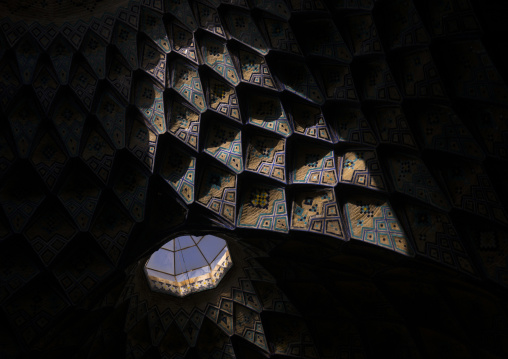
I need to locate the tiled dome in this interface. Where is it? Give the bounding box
[1,0,508,357]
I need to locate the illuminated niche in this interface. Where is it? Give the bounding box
[144,235,233,297]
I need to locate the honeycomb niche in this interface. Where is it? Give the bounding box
[144,234,233,297]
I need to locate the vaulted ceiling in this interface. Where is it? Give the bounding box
[1,0,508,358]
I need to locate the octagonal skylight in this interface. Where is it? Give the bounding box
[144,235,232,297]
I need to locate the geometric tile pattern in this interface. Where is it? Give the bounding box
[291,145,337,186]
[166,0,197,31]
[338,150,387,191]
[197,166,237,226]
[113,22,138,70]
[441,162,508,225]
[236,48,277,90]
[117,4,140,31]
[128,117,158,172]
[200,35,239,86]
[89,15,115,44]
[48,36,74,85]
[380,0,429,50]
[413,104,484,160]
[171,59,206,113]
[81,129,116,184]
[0,3,501,256]
[247,94,292,137]
[206,77,241,123]
[134,76,166,134]
[139,8,171,53]
[331,107,378,146]
[386,154,451,211]
[403,203,476,275]
[289,102,332,143]
[139,39,167,86]
[94,16,117,43]
[345,14,383,56]
[277,62,325,105]
[424,0,480,38]
[160,146,195,204]
[205,304,232,338]
[96,90,127,149]
[23,208,78,266]
[29,24,59,50]
[168,100,200,152]
[238,184,288,232]
[107,54,132,102]
[70,63,98,111]
[223,9,268,55]
[399,50,446,99]
[204,122,243,174]
[15,36,40,84]
[371,106,417,149]
[263,19,301,55]
[359,59,402,102]
[194,1,226,38]
[291,189,345,239]
[2,1,508,357]
[318,64,357,101]
[118,250,280,358]
[33,66,59,113]
[396,49,446,99]
[344,197,414,257]
[245,134,286,183]
[170,22,198,64]
[234,303,268,351]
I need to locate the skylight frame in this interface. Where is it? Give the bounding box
[144,234,233,297]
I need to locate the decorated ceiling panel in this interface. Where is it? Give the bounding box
[1,0,508,357]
